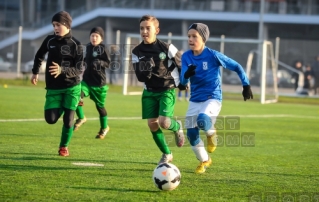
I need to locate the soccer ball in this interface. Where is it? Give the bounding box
[152,163,181,191]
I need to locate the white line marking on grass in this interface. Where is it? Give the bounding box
[0,117,142,122]
[72,162,104,167]
[227,114,318,119]
[0,115,317,122]
[0,118,45,122]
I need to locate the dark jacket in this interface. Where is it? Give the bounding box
[83,43,110,87]
[32,32,84,89]
[131,39,181,92]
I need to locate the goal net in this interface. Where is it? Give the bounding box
[122,33,278,104]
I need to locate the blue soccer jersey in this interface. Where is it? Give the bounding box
[180,47,250,102]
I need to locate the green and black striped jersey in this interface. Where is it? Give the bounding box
[132,39,181,92]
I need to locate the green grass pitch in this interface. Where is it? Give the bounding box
[0,82,318,202]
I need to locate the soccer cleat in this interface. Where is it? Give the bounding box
[207,134,218,153]
[158,153,173,165]
[174,120,185,147]
[195,157,212,174]
[73,117,87,131]
[95,126,110,139]
[58,147,69,157]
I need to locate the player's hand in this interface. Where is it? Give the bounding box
[49,62,62,78]
[177,83,188,91]
[242,85,253,101]
[31,74,39,85]
[184,64,197,79]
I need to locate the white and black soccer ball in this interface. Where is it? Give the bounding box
[152,163,181,191]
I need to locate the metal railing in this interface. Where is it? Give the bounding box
[2,0,319,29]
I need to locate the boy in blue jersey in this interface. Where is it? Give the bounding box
[180,23,253,174]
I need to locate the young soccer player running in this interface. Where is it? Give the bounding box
[31,11,84,156]
[132,15,186,164]
[73,27,111,139]
[180,23,253,174]
[176,50,190,101]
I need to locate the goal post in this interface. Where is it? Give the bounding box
[246,41,279,104]
[261,41,278,104]
[123,33,279,104]
[122,36,131,95]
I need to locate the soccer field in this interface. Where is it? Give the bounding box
[0,84,318,202]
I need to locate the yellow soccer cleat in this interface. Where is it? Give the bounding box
[207,134,218,153]
[195,157,212,174]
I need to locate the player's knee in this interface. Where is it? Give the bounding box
[45,118,58,124]
[148,121,159,131]
[197,113,212,131]
[64,123,73,129]
[159,117,170,129]
[96,106,107,117]
[187,128,200,146]
[63,119,73,128]
[45,109,60,124]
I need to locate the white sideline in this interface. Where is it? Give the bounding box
[0,117,141,122]
[72,162,104,167]
[0,114,317,122]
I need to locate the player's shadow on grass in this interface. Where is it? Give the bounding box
[242,171,313,177]
[0,164,85,171]
[0,151,156,165]
[71,186,158,193]
[102,159,157,165]
[0,133,51,137]
[97,168,153,174]
[0,164,154,175]
[0,151,58,156]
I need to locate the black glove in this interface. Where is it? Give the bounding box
[184,64,197,79]
[177,83,188,91]
[242,85,253,101]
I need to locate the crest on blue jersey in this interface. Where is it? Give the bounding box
[203,62,208,70]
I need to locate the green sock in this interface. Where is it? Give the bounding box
[59,125,73,147]
[152,128,171,154]
[168,118,180,132]
[100,116,108,129]
[75,106,85,119]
